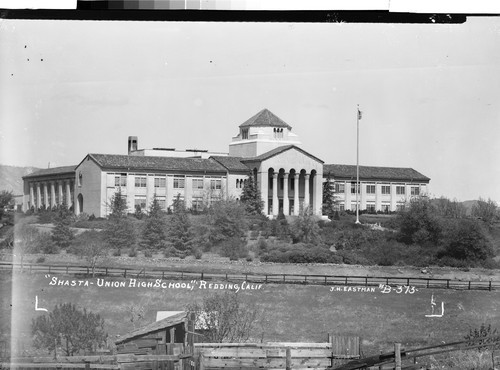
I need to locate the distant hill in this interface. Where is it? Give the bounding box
[0,164,40,195]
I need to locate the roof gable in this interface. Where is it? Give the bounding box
[323,164,430,182]
[239,109,292,129]
[82,154,227,173]
[242,145,324,164]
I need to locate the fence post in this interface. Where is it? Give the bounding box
[489,280,492,291]
[395,343,401,370]
[85,362,90,370]
[286,347,292,370]
[106,267,108,276]
[447,279,450,289]
[124,269,127,278]
[468,281,471,290]
[325,276,327,285]
[365,277,368,286]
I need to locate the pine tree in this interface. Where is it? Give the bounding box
[240,172,263,215]
[167,194,193,255]
[103,189,136,254]
[322,172,337,220]
[140,195,167,252]
[51,202,75,249]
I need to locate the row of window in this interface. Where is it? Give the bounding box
[334,182,420,196]
[133,195,219,211]
[114,175,222,190]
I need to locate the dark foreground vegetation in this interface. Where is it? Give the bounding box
[1,184,499,270]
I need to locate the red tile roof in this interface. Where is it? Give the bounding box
[323,164,430,182]
[239,108,292,129]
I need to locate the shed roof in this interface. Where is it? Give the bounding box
[84,154,226,173]
[323,164,430,182]
[115,311,189,345]
[239,109,292,129]
[22,165,76,179]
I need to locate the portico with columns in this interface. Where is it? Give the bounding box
[241,146,324,217]
[22,166,76,212]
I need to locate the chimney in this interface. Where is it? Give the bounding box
[128,136,138,154]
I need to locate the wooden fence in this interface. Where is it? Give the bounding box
[195,336,360,370]
[1,262,498,291]
[2,336,359,370]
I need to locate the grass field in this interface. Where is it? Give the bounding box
[2,270,500,358]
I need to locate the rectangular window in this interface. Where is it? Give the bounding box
[411,186,420,196]
[192,178,204,190]
[280,178,284,190]
[210,179,222,190]
[154,177,166,188]
[381,185,391,195]
[134,197,147,209]
[135,177,147,188]
[350,182,359,194]
[366,203,376,212]
[158,199,166,210]
[396,203,405,212]
[366,185,376,194]
[396,186,405,195]
[115,174,127,187]
[381,204,391,212]
[173,177,185,189]
[335,183,345,193]
[339,203,345,212]
[192,196,203,210]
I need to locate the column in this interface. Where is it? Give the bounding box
[282,173,289,216]
[36,183,41,210]
[293,174,299,216]
[304,174,310,211]
[58,181,64,206]
[259,170,268,216]
[29,183,34,210]
[43,183,49,209]
[50,182,56,208]
[65,181,72,209]
[272,172,278,216]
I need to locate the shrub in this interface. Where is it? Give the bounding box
[36,256,46,263]
[143,249,153,258]
[193,249,203,259]
[128,248,137,257]
[112,249,121,257]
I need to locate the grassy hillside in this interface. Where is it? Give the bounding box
[0,164,39,195]
[3,271,499,357]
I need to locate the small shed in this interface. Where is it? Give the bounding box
[115,311,196,356]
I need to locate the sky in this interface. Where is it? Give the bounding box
[0,16,499,202]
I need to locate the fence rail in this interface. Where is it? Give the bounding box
[0,261,498,291]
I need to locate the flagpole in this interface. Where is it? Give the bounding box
[355,105,361,224]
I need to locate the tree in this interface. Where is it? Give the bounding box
[322,172,338,220]
[439,219,494,263]
[204,199,248,249]
[32,302,107,356]
[140,195,167,253]
[73,230,107,277]
[240,172,263,215]
[397,195,442,246]
[187,292,258,343]
[167,195,193,255]
[472,197,498,224]
[291,207,321,244]
[51,204,75,249]
[0,190,14,219]
[433,197,467,219]
[103,190,136,254]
